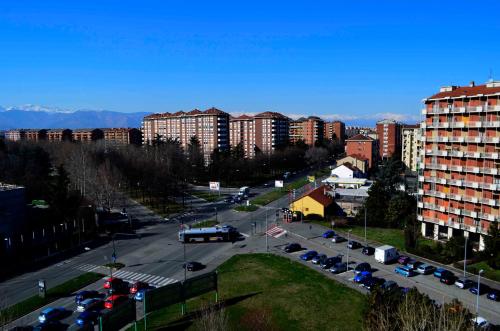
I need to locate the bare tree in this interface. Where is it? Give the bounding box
[194,303,228,331]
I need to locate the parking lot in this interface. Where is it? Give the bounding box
[271,225,500,325]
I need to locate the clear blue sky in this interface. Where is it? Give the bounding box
[1,1,499,124]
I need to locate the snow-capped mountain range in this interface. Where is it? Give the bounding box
[0,105,150,130]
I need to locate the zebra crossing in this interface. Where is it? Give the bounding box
[110,269,178,287]
[266,225,287,238]
[75,263,101,272]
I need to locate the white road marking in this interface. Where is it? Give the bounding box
[240,232,250,237]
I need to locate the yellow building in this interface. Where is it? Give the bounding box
[290,185,334,218]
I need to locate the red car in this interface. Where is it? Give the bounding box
[104,277,121,289]
[130,281,149,294]
[104,295,128,309]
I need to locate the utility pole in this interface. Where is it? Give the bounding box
[265,208,269,252]
[346,230,352,271]
[214,207,218,223]
[364,207,367,246]
[476,269,484,318]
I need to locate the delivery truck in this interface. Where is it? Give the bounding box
[374,245,399,264]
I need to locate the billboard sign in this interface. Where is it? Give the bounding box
[209,181,220,191]
[275,180,284,188]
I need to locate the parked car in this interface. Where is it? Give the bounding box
[395,266,415,277]
[104,295,128,309]
[406,260,423,270]
[470,283,491,295]
[300,250,318,261]
[38,308,64,324]
[311,254,327,265]
[320,256,342,269]
[284,243,302,253]
[363,277,385,291]
[433,268,448,278]
[347,241,362,249]
[322,230,335,238]
[440,272,456,285]
[381,280,398,292]
[454,278,474,289]
[75,310,100,328]
[224,197,234,203]
[354,271,372,284]
[130,281,150,294]
[76,298,103,312]
[75,290,100,305]
[361,246,375,256]
[487,289,500,301]
[331,235,346,243]
[183,261,204,271]
[329,262,348,274]
[354,262,371,274]
[398,256,410,265]
[416,264,435,275]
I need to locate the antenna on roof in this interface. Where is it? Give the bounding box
[489,68,494,82]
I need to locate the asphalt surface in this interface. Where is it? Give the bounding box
[4,170,499,328]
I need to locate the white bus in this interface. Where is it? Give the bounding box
[178,225,239,243]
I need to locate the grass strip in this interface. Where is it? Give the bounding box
[189,191,223,202]
[0,272,103,325]
[128,253,366,331]
[252,178,309,206]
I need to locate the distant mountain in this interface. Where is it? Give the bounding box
[0,106,151,130]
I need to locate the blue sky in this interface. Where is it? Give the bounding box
[1,1,499,124]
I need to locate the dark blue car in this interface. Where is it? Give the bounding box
[75,290,100,305]
[322,230,335,238]
[76,310,100,327]
[470,283,490,295]
[433,268,448,278]
[300,250,318,261]
[354,271,372,284]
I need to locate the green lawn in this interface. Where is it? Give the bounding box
[234,204,259,212]
[252,178,309,206]
[129,254,366,331]
[0,272,103,325]
[191,219,219,228]
[190,191,223,202]
[467,261,500,282]
[312,221,433,251]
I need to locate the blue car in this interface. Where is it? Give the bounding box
[76,310,100,327]
[354,271,372,284]
[38,307,65,324]
[433,268,448,278]
[134,289,151,301]
[487,289,500,301]
[395,266,415,277]
[322,230,335,238]
[75,290,100,305]
[300,250,318,261]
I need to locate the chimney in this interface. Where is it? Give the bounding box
[469,81,475,87]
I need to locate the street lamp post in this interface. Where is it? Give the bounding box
[214,207,218,223]
[346,230,352,271]
[265,208,269,252]
[463,235,468,278]
[476,269,484,318]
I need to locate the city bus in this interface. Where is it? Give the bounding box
[178,225,239,243]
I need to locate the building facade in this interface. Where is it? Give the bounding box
[324,121,346,144]
[229,115,256,158]
[417,81,500,250]
[253,112,289,154]
[289,116,324,146]
[142,108,230,158]
[376,119,401,159]
[401,124,421,172]
[345,134,377,168]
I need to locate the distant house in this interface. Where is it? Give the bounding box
[336,155,368,174]
[345,134,377,168]
[331,163,363,179]
[290,185,334,219]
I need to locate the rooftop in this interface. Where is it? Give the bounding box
[346,134,373,142]
[0,183,24,191]
[294,185,334,207]
[427,81,500,100]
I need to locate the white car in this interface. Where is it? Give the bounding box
[472,316,491,329]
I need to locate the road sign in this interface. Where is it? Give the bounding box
[307,175,315,183]
[209,181,220,191]
[275,180,284,188]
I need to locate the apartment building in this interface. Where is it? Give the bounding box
[418,81,500,250]
[345,134,377,168]
[229,115,255,158]
[142,108,230,158]
[289,116,324,146]
[324,121,346,144]
[254,112,289,153]
[376,119,401,159]
[401,124,421,172]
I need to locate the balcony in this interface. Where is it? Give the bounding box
[461,209,478,218]
[449,208,461,215]
[427,122,450,129]
[426,149,448,157]
[449,165,463,172]
[463,151,481,158]
[462,195,479,203]
[449,136,465,143]
[483,121,500,128]
[479,212,496,222]
[486,105,500,112]
[449,150,464,157]
[482,152,499,159]
[426,163,447,171]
